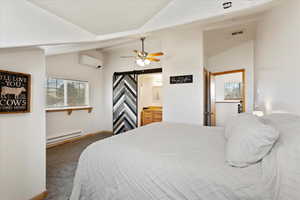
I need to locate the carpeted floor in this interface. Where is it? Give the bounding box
[46,132,113,200]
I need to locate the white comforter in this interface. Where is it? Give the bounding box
[261,114,300,200]
[70,122,265,200]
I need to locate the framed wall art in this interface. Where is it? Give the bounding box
[0,70,31,113]
[170,75,193,84]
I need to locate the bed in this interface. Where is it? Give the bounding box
[70,115,300,200]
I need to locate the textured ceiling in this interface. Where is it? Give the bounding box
[28,0,171,35]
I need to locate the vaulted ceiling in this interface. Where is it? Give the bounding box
[0,0,279,51]
[28,0,172,35]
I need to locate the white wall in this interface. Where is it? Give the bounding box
[0,4,3,45]
[255,0,300,114]
[0,48,46,200]
[103,26,204,130]
[46,52,105,139]
[207,41,254,112]
[160,28,204,125]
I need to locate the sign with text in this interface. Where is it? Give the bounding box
[170,75,193,84]
[0,70,31,113]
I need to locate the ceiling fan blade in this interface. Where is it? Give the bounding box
[146,57,160,62]
[148,52,164,57]
[133,50,139,54]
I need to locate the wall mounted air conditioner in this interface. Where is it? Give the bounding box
[79,54,104,69]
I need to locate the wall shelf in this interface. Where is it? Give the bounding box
[46,107,93,115]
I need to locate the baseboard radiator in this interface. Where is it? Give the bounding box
[47,130,83,145]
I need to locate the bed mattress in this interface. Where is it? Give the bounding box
[70,122,264,200]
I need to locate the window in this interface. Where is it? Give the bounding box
[224,81,242,100]
[46,78,89,108]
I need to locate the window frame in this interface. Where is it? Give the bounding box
[45,77,90,109]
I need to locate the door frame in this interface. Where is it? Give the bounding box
[203,68,211,126]
[112,68,162,134]
[113,68,162,76]
[209,69,246,126]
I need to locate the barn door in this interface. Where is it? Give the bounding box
[113,74,138,134]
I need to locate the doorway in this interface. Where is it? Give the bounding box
[112,68,162,134]
[205,69,245,126]
[137,73,163,127]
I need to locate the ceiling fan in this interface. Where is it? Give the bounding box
[121,37,164,67]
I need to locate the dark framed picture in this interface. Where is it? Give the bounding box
[170,75,193,84]
[0,70,31,113]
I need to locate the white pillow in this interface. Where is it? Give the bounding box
[224,113,257,139]
[226,116,279,167]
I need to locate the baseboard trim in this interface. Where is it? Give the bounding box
[46,131,112,149]
[30,191,48,200]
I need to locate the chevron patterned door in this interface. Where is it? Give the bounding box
[113,74,138,134]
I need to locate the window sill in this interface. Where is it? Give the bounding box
[45,106,93,115]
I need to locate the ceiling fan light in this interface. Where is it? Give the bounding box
[144,59,151,65]
[136,59,145,67]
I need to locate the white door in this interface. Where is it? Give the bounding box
[211,70,245,127]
